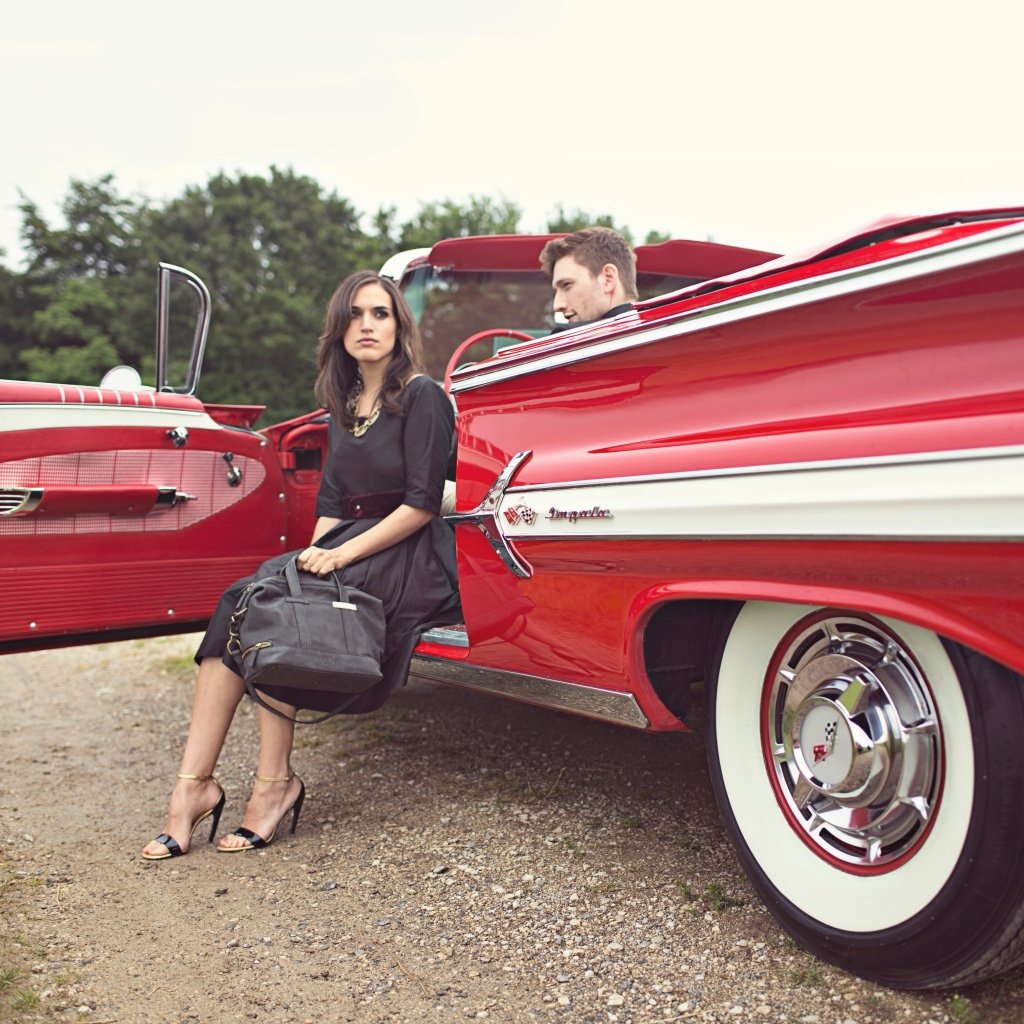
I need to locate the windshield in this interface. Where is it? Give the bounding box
[402,266,699,379]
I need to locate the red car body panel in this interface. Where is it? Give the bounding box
[411,215,1024,732]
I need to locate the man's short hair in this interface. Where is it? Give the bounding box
[539,227,638,300]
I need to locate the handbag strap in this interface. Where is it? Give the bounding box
[243,678,367,725]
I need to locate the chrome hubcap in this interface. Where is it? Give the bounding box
[766,615,941,867]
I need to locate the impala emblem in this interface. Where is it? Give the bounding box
[813,720,838,763]
[503,504,537,526]
[546,505,613,524]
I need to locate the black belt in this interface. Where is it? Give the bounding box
[340,491,405,520]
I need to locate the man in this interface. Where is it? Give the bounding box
[539,226,639,329]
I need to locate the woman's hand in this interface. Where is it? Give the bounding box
[297,545,350,576]
[300,505,433,577]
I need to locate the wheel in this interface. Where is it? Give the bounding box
[706,602,1024,988]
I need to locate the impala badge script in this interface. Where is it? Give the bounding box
[546,506,614,524]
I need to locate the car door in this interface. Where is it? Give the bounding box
[0,265,300,653]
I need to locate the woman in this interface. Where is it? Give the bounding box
[142,271,461,858]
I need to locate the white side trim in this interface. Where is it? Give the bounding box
[452,220,1024,394]
[0,404,219,432]
[498,447,1024,541]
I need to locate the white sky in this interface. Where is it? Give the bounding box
[2,0,1022,267]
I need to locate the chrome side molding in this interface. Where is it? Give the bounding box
[419,625,470,648]
[410,654,650,730]
[444,450,534,577]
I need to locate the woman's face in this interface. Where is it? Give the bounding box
[343,282,398,371]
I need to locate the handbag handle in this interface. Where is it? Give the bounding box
[283,555,353,605]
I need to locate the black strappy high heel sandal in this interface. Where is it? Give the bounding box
[217,773,305,853]
[142,772,226,860]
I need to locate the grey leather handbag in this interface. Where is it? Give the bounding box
[227,556,385,722]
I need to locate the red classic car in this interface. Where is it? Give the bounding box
[2,213,1023,990]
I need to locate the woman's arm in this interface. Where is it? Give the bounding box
[310,516,341,544]
[299,504,433,576]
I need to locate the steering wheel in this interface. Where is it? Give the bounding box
[444,330,535,394]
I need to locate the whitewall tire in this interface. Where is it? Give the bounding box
[707,602,1024,988]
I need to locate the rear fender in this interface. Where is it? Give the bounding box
[628,579,1024,682]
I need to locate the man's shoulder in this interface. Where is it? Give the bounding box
[549,301,635,335]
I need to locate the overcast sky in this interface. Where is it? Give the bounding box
[3,0,1022,268]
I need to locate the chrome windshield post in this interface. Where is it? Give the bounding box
[156,263,212,395]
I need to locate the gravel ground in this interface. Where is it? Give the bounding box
[2,635,1023,1023]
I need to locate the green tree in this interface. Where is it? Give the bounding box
[545,204,634,244]
[131,166,375,422]
[0,263,36,380]
[400,196,521,249]
[20,277,119,382]
[19,174,143,282]
[16,175,146,384]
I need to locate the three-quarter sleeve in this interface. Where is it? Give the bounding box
[401,378,455,514]
[314,419,344,518]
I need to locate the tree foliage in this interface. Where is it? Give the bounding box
[546,204,634,244]
[399,195,522,250]
[129,168,379,422]
[19,174,141,281]
[2,172,667,424]
[0,264,33,379]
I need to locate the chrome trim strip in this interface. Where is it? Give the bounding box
[379,247,431,281]
[451,221,1024,394]
[410,655,650,729]
[444,450,534,578]
[504,443,1024,494]
[0,487,44,516]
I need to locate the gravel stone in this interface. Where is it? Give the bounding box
[0,636,1021,1023]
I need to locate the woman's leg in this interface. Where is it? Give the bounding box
[216,692,304,850]
[141,657,245,857]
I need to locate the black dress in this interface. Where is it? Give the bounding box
[195,376,462,714]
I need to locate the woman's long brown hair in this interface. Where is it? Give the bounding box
[315,271,425,428]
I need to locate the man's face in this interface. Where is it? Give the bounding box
[551,255,612,324]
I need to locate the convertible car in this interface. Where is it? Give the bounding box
[2,212,1023,990]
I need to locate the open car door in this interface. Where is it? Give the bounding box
[0,265,307,653]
